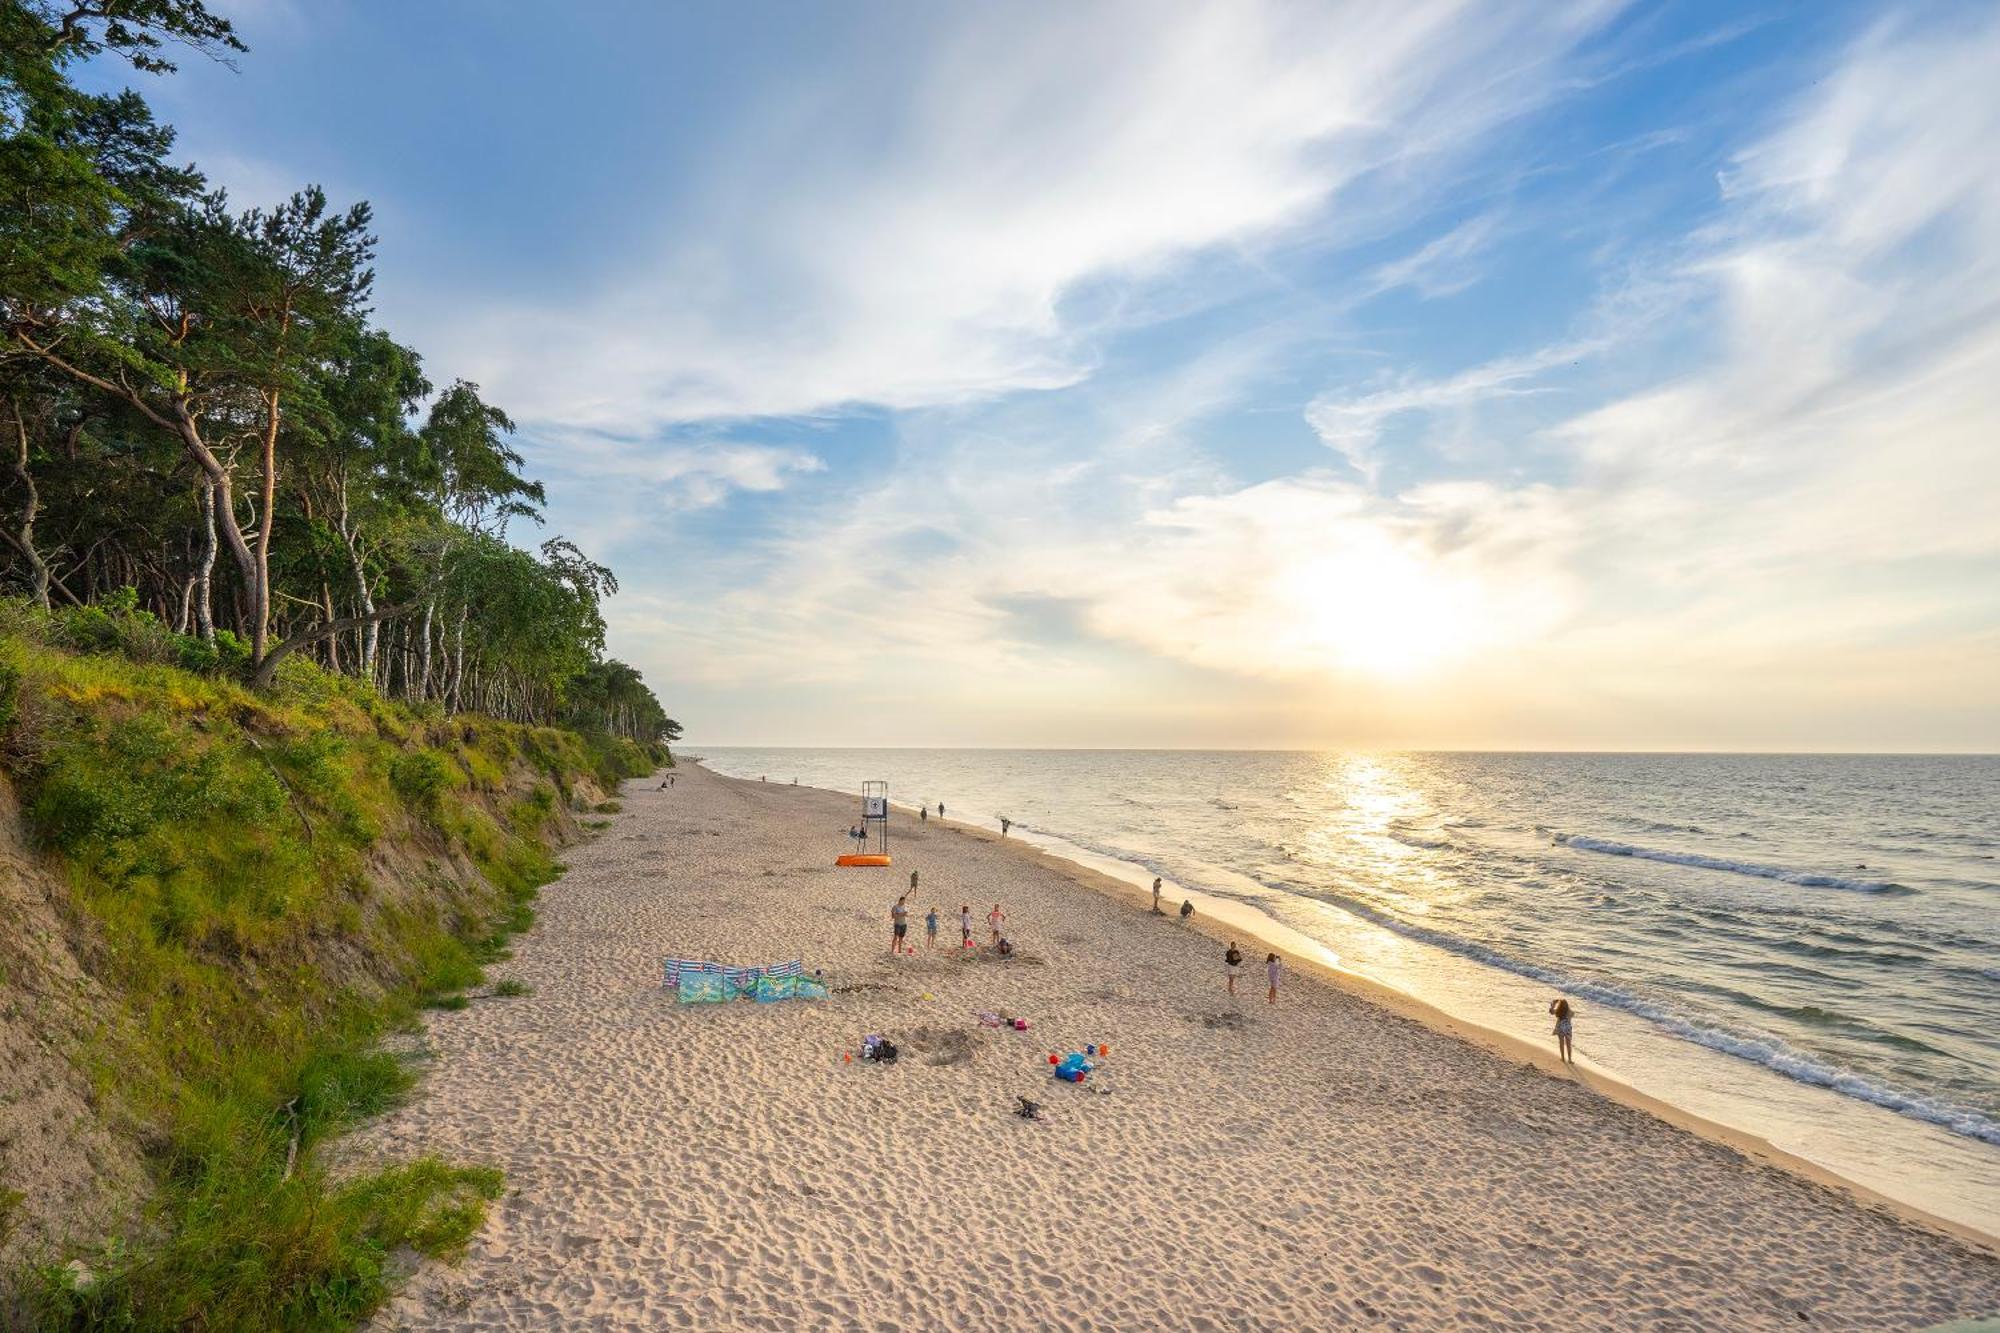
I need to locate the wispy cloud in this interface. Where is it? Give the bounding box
[423,2,1616,434]
[1363,213,1503,299]
[654,7,2000,748]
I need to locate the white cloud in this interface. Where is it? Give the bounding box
[1363,213,1502,299]
[1305,340,1598,481]
[425,1,1614,433]
[656,9,2000,749]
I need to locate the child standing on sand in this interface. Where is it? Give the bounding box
[1151,877,1163,914]
[1224,941,1243,996]
[925,905,939,948]
[987,903,1006,944]
[959,903,973,948]
[1266,953,1281,1005]
[1549,998,1575,1063]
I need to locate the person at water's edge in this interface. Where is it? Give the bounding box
[1549,997,1574,1064]
[1151,877,1162,914]
[1179,898,1193,923]
[1224,941,1243,996]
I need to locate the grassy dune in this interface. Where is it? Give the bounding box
[0,606,663,1329]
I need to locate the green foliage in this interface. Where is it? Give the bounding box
[29,1158,501,1331]
[0,1187,23,1252]
[0,635,606,1326]
[491,978,531,998]
[387,749,451,815]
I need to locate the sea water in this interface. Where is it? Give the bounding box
[695,748,2000,1235]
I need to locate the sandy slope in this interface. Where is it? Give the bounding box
[353,763,2000,1331]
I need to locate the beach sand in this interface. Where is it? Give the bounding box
[354,763,2000,1330]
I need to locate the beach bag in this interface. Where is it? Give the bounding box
[873,1040,899,1063]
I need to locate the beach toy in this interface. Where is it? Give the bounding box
[1048,1053,1059,1064]
[1086,1045,1096,1056]
[1013,1018,1029,1031]
[844,1052,852,1063]
[1099,1042,1109,1057]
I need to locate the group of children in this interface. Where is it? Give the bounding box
[890,876,1010,957]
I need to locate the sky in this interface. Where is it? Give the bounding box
[97,1,2000,750]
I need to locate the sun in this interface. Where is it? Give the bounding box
[1270,536,1489,678]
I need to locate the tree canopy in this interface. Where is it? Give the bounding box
[1,0,675,742]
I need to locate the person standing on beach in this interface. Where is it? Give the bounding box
[890,895,910,955]
[1151,877,1163,914]
[1224,941,1243,996]
[938,802,946,820]
[910,869,919,894]
[925,905,939,949]
[1549,998,1575,1064]
[920,806,928,823]
[1179,897,1194,924]
[1000,817,1011,837]
[987,902,1006,944]
[1265,953,1281,1005]
[959,903,973,948]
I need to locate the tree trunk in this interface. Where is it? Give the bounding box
[194,476,217,641]
[447,602,467,713]
[7,402,52,610]
[251,388,281,665]
[417,599,435,702]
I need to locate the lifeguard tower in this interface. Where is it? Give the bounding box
[836,780,892,867]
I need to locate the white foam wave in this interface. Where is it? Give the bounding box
[1555,834,1907,894]
[1246,875,2000,1147]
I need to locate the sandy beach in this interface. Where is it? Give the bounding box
[353,763,2000,1331]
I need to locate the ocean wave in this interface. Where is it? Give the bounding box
[1248,875,2000,1147]
[1000,800,2000,1144]
[1553,834,1910,894]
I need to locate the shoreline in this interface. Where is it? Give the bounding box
[721,762,1999,1257]
[356,761,2000,1329]
[920,801,2000,1258]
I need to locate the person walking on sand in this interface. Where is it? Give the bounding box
[925,905,939,949]
[1151,877,1163,914]
[1549,998,1575,1064]
[890,895,910,955]
[920,806,928,823]
[1265,952,1281,1005]
[959,902,974,948]
[1179,897,1194,924]
[1224,941,1243,996]
[987,902,1006,945]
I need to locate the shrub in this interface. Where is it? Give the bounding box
[0,655,19,737]
[174,633,221,674]
[212,629,253,677]
[388,750,452,815]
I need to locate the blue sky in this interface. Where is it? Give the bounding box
[99,1,2000,748]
